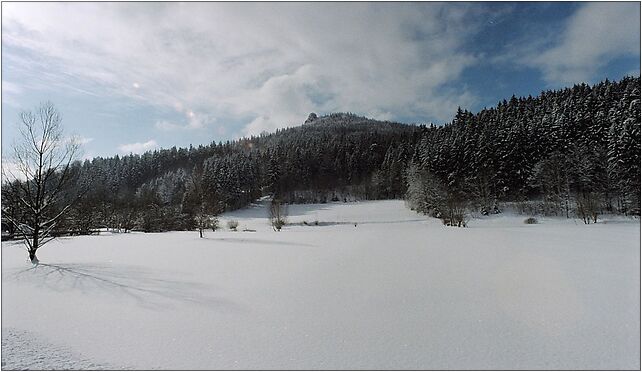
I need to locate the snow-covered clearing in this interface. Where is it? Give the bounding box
[2,200,640,369]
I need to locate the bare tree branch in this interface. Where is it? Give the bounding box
[4,102,80,263]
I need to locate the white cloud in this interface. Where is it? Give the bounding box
[118,140,158,154]
[69,136,94,145]
[2,80,24,107]
[155,120,183,131]
[1,159,26,181]
[155,111,216,131]
[516,3,640,84]
[2,3,487,135]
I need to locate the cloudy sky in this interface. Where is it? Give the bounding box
[2,2,640,159]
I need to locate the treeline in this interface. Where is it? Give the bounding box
[406,76,640,224]
[2,76,639,234]
[2,113,422,234]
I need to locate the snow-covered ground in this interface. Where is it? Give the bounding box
[2,200,639,369]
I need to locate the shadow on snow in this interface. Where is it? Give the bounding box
[203,237,316,248]
[5,263,241,312]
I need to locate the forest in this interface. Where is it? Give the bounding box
[2,76,640,236]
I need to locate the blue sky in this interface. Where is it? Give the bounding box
[2,2,640,159]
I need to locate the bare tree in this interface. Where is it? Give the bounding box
[269,198,287,231]
[2,102,79,264]
[576,191,600,224]
[442,193,469,228]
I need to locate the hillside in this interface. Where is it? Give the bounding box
[2,76,640,234]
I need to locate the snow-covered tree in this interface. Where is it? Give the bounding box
[182,164,220,238]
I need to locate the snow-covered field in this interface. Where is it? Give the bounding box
[2,200,640,369]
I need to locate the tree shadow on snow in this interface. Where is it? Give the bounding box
[288,219,426,227]
[5,263,242,312]
[204,237,316,248]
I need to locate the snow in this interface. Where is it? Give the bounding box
[2,328,119,370]
[2,200,640,369]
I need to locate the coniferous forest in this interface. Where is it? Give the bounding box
[2,76,640,234]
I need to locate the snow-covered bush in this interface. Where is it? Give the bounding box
[210,216,219,232]
[227,220,239,231]
[524,217,538,224]
[269,199,288,231]
[441,210,468,227]
[272,219,285,231]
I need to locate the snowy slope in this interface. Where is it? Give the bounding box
[2,200,639,369]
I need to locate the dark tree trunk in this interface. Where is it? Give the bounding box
[32,230,39,253]
[31,224,40,263]
[29,249,38,264]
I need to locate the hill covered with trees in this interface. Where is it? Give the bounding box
[2,76,640,234]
